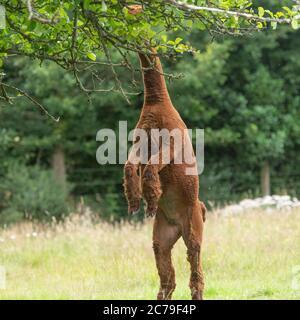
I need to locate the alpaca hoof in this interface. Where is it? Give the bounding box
[145,204,158,217]
[146,210,156,218]
[191,289,203,300]
[128,202,140,215]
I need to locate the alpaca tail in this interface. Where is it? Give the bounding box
[199,201,207,222]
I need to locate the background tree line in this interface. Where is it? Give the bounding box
[1,18,300,224]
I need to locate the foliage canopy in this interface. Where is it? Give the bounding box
[0,0,300,106]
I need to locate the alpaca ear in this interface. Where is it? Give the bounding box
[127,5,143,15]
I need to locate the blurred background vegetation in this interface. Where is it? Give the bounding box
[1,24,300,224]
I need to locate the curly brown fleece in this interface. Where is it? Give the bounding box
[123,5,206,300]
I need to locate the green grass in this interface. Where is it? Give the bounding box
[0,209,300,299]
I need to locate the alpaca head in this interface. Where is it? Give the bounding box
[127,4,143,15]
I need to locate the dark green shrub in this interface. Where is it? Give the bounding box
[0,163,69,224]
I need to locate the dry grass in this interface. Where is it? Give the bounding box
[0,209,300,299]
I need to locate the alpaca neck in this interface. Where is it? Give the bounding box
[138,49,171,105]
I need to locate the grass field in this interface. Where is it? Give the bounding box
[0,208,300,300]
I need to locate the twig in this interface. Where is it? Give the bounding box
[165,0,300,24]
[27,0,59,25]
[0,82,60,122]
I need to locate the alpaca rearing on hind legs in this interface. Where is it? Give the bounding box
[123,5,206,300]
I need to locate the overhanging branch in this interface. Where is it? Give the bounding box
[165,0,300,24]
[0,82,60,122]
[26,0,59,25]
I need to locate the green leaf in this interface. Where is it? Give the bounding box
[271,21,277,30]
[175,37,183,45]
[83,0,90,9]
[258,7,265,18]
[28,21,37,31]
[283,6,293,16]
[161,35,167,43]
[275,11,284,18]
[264,10,273,18]
[291,19,299,30]
[186,20,193,28]
[257,22,263,29]
[87,53,96,61]
[122,7,128,16]
[102,0,107,12]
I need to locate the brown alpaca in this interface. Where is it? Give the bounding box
[123,5,206,300]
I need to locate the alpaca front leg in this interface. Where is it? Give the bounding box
[142,164,162,217]
[124,161,141,214]
[123,138,143,214]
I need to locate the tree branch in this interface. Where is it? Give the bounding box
[26,0,59,25]
[165,0,300,24]
[0,82,60,122]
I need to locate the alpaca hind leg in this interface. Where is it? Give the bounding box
[153,209,181,300]
[182,203,205,300]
